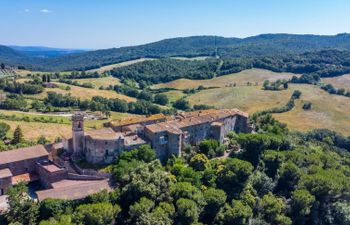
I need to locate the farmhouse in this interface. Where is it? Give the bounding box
[64,109,253,164]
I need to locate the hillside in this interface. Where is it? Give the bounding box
[2,33,350,71]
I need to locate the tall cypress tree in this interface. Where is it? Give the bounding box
[12,126,24,144]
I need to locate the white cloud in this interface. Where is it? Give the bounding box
[24,9,30,13]
[40,9,52,13]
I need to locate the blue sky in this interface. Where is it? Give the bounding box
[0,0,349,49]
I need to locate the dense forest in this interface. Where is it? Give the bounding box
[110,58,220,84]
[1,33,350,71]
[110,49,350,84]
[2,113,350,225]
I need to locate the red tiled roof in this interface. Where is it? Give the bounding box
[12,173,39,184]
[145,109,248,133]
[0,145,49,165]
[36,179,111,201]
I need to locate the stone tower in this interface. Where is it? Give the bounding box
[72,113,85,157]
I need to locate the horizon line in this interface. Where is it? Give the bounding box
[2,32,350,50]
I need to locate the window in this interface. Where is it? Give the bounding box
[159,135,168,145]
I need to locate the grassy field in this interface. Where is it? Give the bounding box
[273,84,350,135]
[87,58,155,73]
[154,69,350,135]
[322,74,350,90]
[187,85,291,113]
[162,90,186,103]
[32,82,136,101]
[0,110,140,141]
[186,83,350,135]
[152,69,298,90]
[72,76,121,88]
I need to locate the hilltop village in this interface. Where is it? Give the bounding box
[0,109,252,202]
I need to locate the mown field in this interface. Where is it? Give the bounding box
[273,84,350,135]
[72,76,121,89]
[0,110,140,141]
[153,69,298,90]
[33,82,136,101]
[322,74,350,90]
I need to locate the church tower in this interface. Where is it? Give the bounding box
[72,113,85,157]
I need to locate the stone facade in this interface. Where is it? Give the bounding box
[144,109,250,161]
[66,109,252,164]
[72,113,85,157]
[0,169,12,195]
[0,145,50,195]
[36,161,68,188]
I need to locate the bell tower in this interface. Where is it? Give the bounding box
[72,113,85,157]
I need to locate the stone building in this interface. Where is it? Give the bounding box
[0,145,49,195]
[144,109,251,161]
[0,144,111,201]
[64,109,252,164]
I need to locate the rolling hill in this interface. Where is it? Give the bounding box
[1,33,350,71]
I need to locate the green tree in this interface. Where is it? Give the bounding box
[129,197,155,224]
[170,182,205,207]
[39,198,70,220]
[42,74,47,83]
[121,161,173,206]
[12,126,24,144]
[275,162,302,196]
[217,158,253,197]
[258,192,291,225]
[291,189,315,223]
[190,153,209,171]
[173,98,191,111]
[6,182,39,225]
[236,133,280,167]
[250,171,275,198]
[214,200,252,225]
[39,215,75,225]
[74,202,120,225]
[332,201,350,225]
[198,139,219,155]
[136,144,156,162]
[37,135,49,145]
[154,94,169,105]
[140,202,175,225]
[202,188,227,223]
[0,122,10,140]
[175,198,199,225]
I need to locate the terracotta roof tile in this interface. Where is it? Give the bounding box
[36,179,111,201]
[0,145,49,165]
[145,109,248,133]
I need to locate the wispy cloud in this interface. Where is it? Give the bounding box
[24,9,30,13]
[40,9,52,14]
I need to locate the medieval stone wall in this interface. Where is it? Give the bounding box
[85,137,124,164]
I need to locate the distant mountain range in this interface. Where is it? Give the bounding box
[8,46,87,58]
[1,33,350,71]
